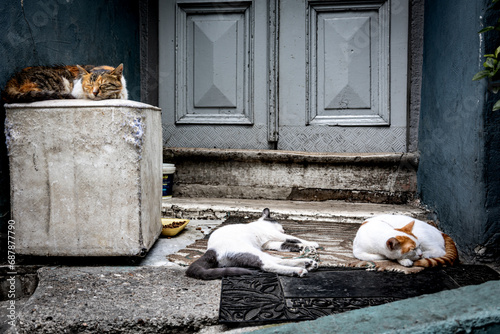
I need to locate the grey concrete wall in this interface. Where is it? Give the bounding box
[418,0,499,264]
[0,0,141,258]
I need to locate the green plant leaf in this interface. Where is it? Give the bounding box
[493,66,500,78]
[493,99,500,111]
[479,26,495,33]
[485,58,497,69]
[473,70,491,81]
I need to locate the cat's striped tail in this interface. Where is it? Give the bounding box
[185,249,255,280]
[414,233,459,267]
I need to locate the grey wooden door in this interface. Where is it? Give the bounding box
[159,0,409,152]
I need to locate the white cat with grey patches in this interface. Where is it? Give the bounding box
[186,208,319,280]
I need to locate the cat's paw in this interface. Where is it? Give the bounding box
[305,259,318,271]
[398,259,414,267]
[304,241,319,248]
[296,268,308,277]
[300,245,318,254]
[422,252,432,258]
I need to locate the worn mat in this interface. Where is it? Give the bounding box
[167,217,425,274]
[219,266,500,324]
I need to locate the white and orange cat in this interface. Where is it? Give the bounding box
[353,214,458,267]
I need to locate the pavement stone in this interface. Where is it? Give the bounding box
[14,266,221,333]
[252,280,500,334]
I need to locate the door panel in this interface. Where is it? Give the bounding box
[278,0,408,152]
[177,3,252,124]
[311,1,389,125]
[159,0,409,152]
[159,0,273,149]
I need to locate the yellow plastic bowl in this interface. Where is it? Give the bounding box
[161,218,190,237]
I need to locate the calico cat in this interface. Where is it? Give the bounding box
[2,64,128,103]
[352,214,458,267]
[73,64,128,100]
[186,208,320,280]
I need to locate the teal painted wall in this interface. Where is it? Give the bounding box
[0,0,141,255]
[419,0,499,264]
[0,0,140,99]
[483,1,500,264]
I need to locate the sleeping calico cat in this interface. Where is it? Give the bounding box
[353,214,458,267]
[2,64,128,103]
[186,208,319,280]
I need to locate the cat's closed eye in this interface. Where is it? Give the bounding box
[102,83,119,89]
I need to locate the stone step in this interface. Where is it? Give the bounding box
[163,148,418,204]
[162,197,431,223]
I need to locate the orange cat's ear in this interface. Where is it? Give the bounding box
[111,63,123,77]
[76,65,89,75]
[400,220,415,234]
[386,237,400,251]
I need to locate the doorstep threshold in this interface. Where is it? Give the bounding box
[162,197,430,223]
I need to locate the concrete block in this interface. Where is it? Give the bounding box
[5,100,162,256]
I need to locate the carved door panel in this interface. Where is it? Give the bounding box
[159,0,274,149]
[159,0,409,152]
[278,0,409,152]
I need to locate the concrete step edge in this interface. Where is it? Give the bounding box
[164,147,419,166]
[162,197,431,223]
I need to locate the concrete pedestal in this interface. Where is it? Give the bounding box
[5,100,162,256]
